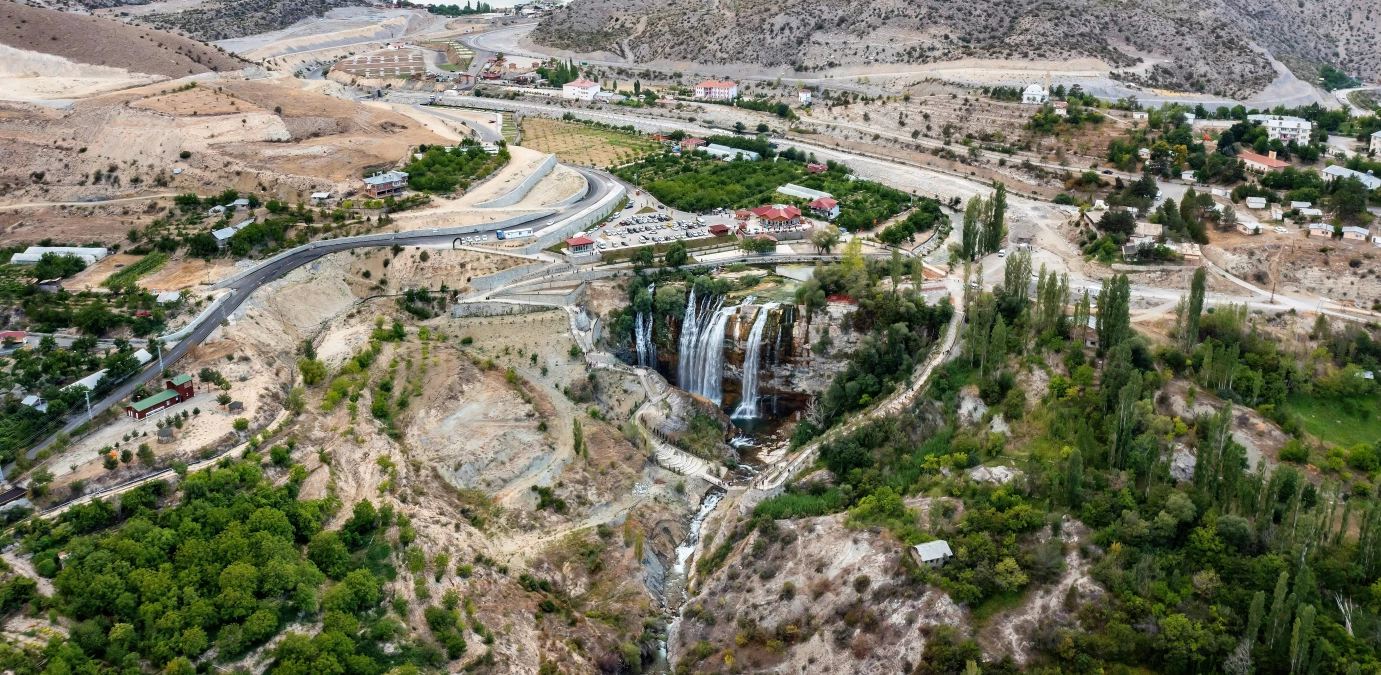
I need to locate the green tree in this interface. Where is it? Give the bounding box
[1066,446,1084,506]
[664,240,688,268]
[1182,267,1206,352]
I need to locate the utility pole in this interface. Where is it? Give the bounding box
[156,341,164,371]
[84,390,92,422]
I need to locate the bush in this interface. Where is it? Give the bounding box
[1278,439,1309,463]
[233,418,250,432]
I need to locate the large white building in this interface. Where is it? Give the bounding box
[9,246,109,265]
[1372,130,1381,155]
[1323,164,1381,190]
[561,78,601,101]
[1022,83,1048,104]
[1248,114,1313,143]
[694,80,738,101]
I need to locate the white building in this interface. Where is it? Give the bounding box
[1245,196,1267,209]
[1372,130,1381,154]
[776,183,832,201]
[1323,165,1381,190]
[694,79,738,101]
[1053,101,1068,117]
[702,143,759,161]
[8,246,110,265]
[310,192,332,202]
[798,89,812,105]
[1248,115,1313,143]
[1022,83,1048,105]
[910,540,954,566]
[561,79,601,101]
[1132,111,1149,120]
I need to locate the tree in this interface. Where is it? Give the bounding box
[1330,177,1369,221]
[1097,210,1136,236]
[982,182,1007,254]
[1182,267,1206,352]
[663,240,688,268]
[137,443,155,466]
[1096,274,1131,351]
[308,531,351,579]
[297,358,326,386]
[961,196,983,261]
[811,225,841,254]
[1067,446,1084,506]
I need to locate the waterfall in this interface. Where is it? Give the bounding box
[634,284,656,367]
[732,302,779,419]
[677,288,739,404]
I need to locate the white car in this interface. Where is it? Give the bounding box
[997,248,1007,257]
[1274,226,1288,234]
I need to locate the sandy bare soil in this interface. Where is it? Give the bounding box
[0,44,162,102]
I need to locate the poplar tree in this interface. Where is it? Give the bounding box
[1182,267,1206,352]
[1267,571,1291,647]
[1066,446,1083,506]
[961,196,983,261]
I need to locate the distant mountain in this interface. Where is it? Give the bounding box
[140,0,372,42]
[533,0,1381,99]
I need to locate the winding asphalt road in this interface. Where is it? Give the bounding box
[9,166,619,474]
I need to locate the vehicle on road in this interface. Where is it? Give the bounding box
[1275,226,1289,234]
[998,248,1007,257]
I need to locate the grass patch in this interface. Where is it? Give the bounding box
[1283,394,1381,448]
[102,252,168,289]
[969,589,1029,624]
[437,63,459,72]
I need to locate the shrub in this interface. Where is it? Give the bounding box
[1278,440,1309,463]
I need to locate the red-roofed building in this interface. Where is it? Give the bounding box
[1239,150,1289,174]
[0,330,25,345]
[806,163,828,174]
[750,204,802,225]
[694,80,738,101]
[680,138,706,150]
[809,197,839,220]
[565,236,595,253]
[755,233,777,243]
[709,223,731,237]
[733,209,752,220]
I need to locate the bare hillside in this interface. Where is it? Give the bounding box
[0,2,243,78]
[141,0,372,42]
[534,0,1381,98]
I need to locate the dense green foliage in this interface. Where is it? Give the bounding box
[616,153,913,230]
[102,253,168,291]
[32,253,87,281]
[403,142,510,193]
[424,1,491,16]
[4,461,460,674]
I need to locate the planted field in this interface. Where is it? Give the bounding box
[519,118,662,167]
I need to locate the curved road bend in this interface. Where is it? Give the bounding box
[12,167,618,471]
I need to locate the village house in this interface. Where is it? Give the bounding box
[1239,151,1289,174]
[564,235,597,261]
[1322,165,1381,190]
[1342,226,1370,242]
[1237,221,1263,235]
[805,163,828,174]
[1309,223,1334,239]
[798,89,812,105]
[679,137,706,151]
[809,197,839,220]
[1245,196,1267,210]
[1179,242,1202,263]
[125,374,194,420]
[694,79,738,101]
[1133,111,1149,120]
[708,223,731,237]
[561,78,601,101]
[910,540,953,567]
[1053,101,1068,117]
[363,170,408,198]
[1372,130,1381,154]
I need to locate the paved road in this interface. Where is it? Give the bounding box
[9,166,618,475]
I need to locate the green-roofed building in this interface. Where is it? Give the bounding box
[125,374,196,420]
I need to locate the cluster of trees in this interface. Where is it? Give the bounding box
[5,460,470,674]
[404,142,510,193]
[792,248,954,443]
[878,198,946,246]
[424,1,491,16]
[32,252,87,280]
[535,59,580,87]
[957,183,1006,261]
[1028,102,1105,134]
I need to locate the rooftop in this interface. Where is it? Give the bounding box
[565,78,599,88]
[696,79,736,88]
[913,540,954,561]
[751,204,802,220]
[363,170,409,186]
[1237,151,1289,169]
[810,197,838,209]
[565,236,594,247]
[171,374,192,386]
[1323,165,1381,190]
[129,388,179,412]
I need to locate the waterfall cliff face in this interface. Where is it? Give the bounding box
[676,289,739,405]
[732,303,780,419]
[635,283,655,367]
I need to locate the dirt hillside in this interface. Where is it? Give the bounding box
[0,3,244,78]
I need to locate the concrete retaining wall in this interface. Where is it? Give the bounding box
[492,283,586,306]
[450,302,560,318]
[546,171,590,208]
[158,292,231,343]
[518,181,626,255]
[476,153,557,208]
[468,261,558,292]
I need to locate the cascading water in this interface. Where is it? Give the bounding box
[731,302,779,419]
[634,284,656,367]
[676,288,740,404]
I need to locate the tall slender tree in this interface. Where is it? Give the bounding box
[1182,267,1206,352]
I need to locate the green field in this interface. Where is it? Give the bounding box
[1285,393,1381,448]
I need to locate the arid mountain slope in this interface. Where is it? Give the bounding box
[534,0,1381,98]
[141,0,372,42]
[0,2,244,78]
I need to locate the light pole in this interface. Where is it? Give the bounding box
[84,389,92,422]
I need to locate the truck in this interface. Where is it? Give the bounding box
[495,228,533,240]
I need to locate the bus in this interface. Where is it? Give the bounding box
[495,228,533,240]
